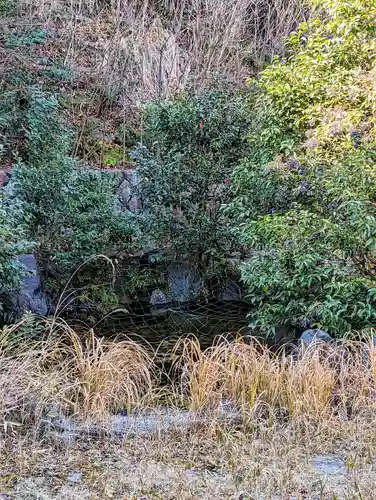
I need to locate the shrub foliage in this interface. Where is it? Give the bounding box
[230,0,376,335]
[133,90,250,272]
[3,0,376,338]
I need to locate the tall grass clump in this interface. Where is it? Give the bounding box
[0,318,68,429]
[171,336,277,412]
[0,319,375,437]
[18,0,308,100]
[0,318,156,432]
[64,327,155,418]
[171,334,376,426]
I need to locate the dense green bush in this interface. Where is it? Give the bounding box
[9,87,136,303]
[0,0,14,14]
[133,90,251,273]
[230,0,376,336]
[0,82,34,312]
[0,204,32,299]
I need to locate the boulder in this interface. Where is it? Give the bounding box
[300,328,333,347]
[118,168,142,213]
[150,288,170,308]
[167,261,203,304]
[217,281,243,302]
[4,254,48,321]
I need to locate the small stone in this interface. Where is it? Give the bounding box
[48,430,78,445]
[310,455,346,475]
[150,289,170,307]
[45,405,59,419]
[67,471,83,484]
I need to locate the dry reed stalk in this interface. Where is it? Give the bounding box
[0,319,375,435]
[18,0,308,101]
[171,335,376,424]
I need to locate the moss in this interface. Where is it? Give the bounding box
[102,144,124,167]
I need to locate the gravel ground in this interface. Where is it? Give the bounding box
[0,416,376,499]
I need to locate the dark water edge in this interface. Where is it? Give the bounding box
[92,300,251,351]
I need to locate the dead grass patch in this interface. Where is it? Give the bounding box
[0,321,375,497]
[0,320,375,430]
[19,0,308,97]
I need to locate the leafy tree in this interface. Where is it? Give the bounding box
[229,0,376,336]
[132,90,251,273]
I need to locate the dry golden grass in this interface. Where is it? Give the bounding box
[0,321,375,497]
[172,336,277,411]
[2,422,376,499]
[0,318,156,427]
[171,334,376,425]
[64,327,155,417]
[0,319,375,428]
[17,0,308,99]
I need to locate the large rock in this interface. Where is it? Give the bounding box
[300,328,333,347]
[167,261,203,304]
[4,254,48,321]
[0,173,14,197]
[118,168,142,213]
[217,281,243,302]
[0,169,10,187]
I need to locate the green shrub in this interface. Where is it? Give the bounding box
[0,204,32,298]
[132,90,251,272]
[0,86,34,312]
[0,0,15,15]
[11,87,137,303]
[230,0,376,336]
[3,28,48,48]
